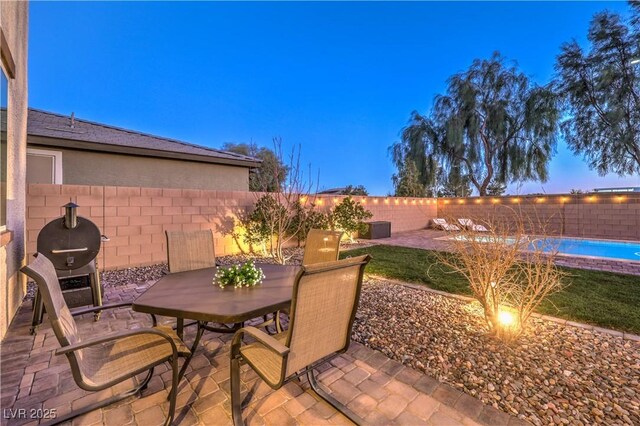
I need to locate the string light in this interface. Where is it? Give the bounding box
[536,197,545,203]
[475,199,482,204]
[492,198,499,204]
[512,198,520,203]
[373,198,379,204]
[384,198,390,204]
[458,199,465,204]
[444,200,450,205]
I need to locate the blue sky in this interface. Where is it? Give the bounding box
[29,1,640,196]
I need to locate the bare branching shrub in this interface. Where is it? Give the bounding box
[252,138,318,264]
[435,208,565,341]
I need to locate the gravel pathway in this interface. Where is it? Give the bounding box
[353,278,640,426]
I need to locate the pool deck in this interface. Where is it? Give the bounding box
[372,229,640,276]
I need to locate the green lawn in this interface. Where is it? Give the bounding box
[342,245,640,334]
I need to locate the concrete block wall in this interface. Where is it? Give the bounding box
[437,194,640,241]
[26,184,438,270]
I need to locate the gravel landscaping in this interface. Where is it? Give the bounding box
[353,278,640,426]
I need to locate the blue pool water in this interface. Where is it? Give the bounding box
[451,236,640,261]
[530,238,640,261]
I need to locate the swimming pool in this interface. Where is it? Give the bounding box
[449,236,640,262]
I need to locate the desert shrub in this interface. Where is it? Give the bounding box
[289,201,330,246]
[331,196,373,242]
[435,210,565,341]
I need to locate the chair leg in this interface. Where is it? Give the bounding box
[140,367,154,391]
[307,367,363,426]
[37,368,157,426]
[165,356,179,426]
[231,356,244,426]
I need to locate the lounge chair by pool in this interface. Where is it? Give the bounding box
[458,218,489,232]
[431,218,461,231]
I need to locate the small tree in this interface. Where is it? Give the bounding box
[289,201,330,246]
[486,180,507,196]
[393,158,425,197]
[241,194,284,255]
[342,185,369,196]
[434,210,564,341]
[222,142,289,192]
[255,138,317,264]
[331,196,373,242]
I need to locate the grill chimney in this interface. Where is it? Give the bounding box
[63,202,79,229]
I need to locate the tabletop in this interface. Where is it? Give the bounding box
[132,263,301,324]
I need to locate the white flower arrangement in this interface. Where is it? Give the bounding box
[213,261,265,289]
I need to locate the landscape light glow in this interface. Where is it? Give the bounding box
[498,310,516,327]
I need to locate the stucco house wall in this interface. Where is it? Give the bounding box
[28,144,250,190]
[1,0,29,340]
[25,109,260,192]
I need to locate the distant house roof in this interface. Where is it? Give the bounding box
[593,187,640,193]
[26,108,261,168]
[317,187,347,195]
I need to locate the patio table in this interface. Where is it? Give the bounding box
[132,263,300,377]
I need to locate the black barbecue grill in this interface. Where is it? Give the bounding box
[31,202,104,333]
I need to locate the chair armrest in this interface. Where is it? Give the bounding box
[71,302,132,317]
[55,327,179,358]
[231,326,290,357]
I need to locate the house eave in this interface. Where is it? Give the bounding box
[27,134,262,168]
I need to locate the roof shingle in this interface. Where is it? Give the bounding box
[26,108,260,167]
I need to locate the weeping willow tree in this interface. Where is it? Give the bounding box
[391,52,560,196]
[555,1,640,176]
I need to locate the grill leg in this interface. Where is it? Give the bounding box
[90,271,103,322]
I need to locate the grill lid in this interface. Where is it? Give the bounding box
[37,216,101,270]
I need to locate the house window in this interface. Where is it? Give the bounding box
[27,148,63,184]
[1,67,7,231]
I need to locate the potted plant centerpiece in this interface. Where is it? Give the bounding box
[214,261,265,289]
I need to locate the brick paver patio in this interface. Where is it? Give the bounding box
[0,280,527,426]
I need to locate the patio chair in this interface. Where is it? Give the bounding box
[302,229,344,265]
[165,229,216,273]
[431,218,460,231]
[20,253,190,426]
[230,254,371,426]
[458,218,489,232]
[274,229,344,333]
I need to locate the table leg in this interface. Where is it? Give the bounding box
[176,318,184,340]
[178,321,205,382]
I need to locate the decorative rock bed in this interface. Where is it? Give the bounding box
[353,279,639,426]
